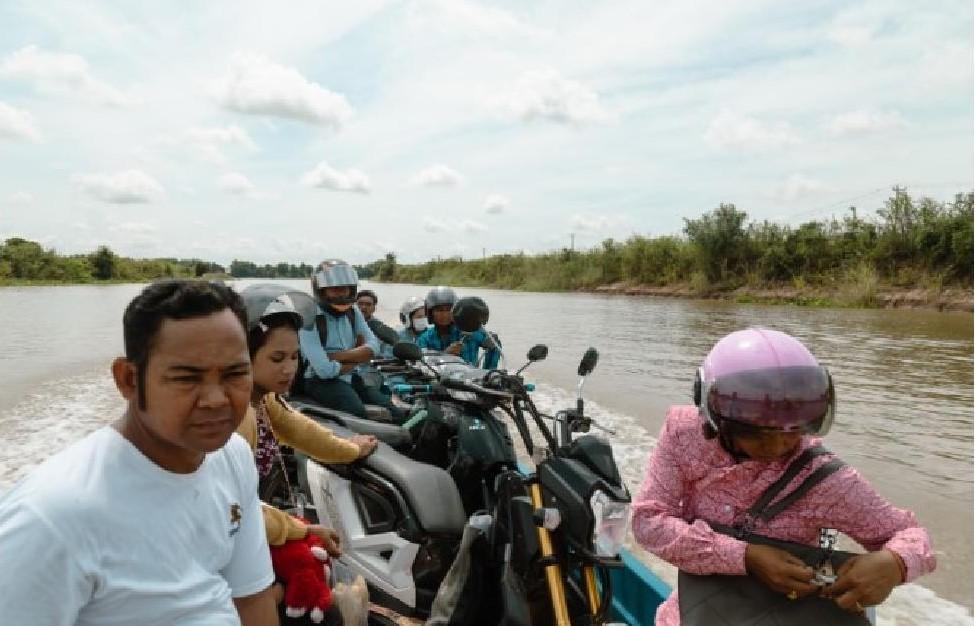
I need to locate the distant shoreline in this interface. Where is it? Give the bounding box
[589,281,973,312]
[366,277,973,313]
[3,276,971,312]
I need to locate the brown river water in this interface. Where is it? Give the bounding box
[0,281,970,624]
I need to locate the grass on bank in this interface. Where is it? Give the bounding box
[361,188,973,309]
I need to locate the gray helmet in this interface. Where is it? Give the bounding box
[399,295,425,325]
[425,286,458,323]
[239,283,317,332]
[311,259,358,306]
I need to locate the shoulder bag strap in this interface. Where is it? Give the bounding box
[745,445,830,517]
[756,458,846,522]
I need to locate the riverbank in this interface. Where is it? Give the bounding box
[592,281,974,312]
[0,272,234,287]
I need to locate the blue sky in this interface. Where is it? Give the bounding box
[0,0,971,265]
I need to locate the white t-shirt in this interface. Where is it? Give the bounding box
[0,427,274,626]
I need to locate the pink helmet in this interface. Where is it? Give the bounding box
[694,328,835,436]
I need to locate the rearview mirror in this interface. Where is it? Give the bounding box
[527,344,548,362]
[577,347,599,376]
[393,342,423,362]
[370,320,400,347]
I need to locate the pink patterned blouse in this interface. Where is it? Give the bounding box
[632,406,936,625]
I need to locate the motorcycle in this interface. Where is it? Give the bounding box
[273,337,630,625]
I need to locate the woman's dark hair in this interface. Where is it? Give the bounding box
[123,280,247,409]
[356,289,378,304]
[247,312,301,358]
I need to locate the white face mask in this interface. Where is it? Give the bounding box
[411,317,429,333]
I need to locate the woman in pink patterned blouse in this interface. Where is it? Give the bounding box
[632,328,936,625]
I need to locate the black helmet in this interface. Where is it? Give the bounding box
[425,286,458,323]
[452,296,489,333]
[311,259,358,307]
[239,283,317,333]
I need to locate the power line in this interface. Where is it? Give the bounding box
[780,181,973,222]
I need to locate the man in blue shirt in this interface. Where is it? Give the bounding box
[416,286,501,369]
[299,260,401,419]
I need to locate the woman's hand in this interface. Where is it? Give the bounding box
[305,525,342,557]
[446,341,463,356]
[350,434,378,458]
[822,550,903,612]
[745,544,819,597]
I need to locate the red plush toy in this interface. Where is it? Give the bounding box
[270,530,333,623]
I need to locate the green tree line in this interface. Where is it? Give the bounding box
[0,238,227,283]
[228,260,314,278]
[370,188,973,300]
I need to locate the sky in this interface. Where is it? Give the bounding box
[0,0,972,266]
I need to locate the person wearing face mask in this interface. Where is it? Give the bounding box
[298,259,401,419]
[396,296,428,343]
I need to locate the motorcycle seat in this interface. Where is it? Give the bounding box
[327,423,467,535]
[286,397,411,449]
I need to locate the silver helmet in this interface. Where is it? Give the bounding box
[311,259,358,306]
[425,286,458,323]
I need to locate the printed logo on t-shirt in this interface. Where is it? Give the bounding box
[229,503,242,537]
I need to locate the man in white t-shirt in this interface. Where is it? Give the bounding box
[0,280,279,625]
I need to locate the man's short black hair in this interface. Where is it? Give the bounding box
[123,280,248,409]
[356,289,378,304]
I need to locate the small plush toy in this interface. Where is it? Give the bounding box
[270,531,333,623]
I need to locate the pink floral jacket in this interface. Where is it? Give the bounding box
[632,406,936,625]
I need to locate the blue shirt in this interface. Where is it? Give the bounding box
[299,306,380,382]
[416,325,501,369]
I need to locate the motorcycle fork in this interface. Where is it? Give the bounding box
[583,566,601,616]
[529,483,571,626]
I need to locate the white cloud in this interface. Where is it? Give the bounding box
[109,221,157,235]
[484,193,509,214]
[704,109,801,151]
[827,25,875,47]
[826,109,906,136]
[492,69,609,125]
[8,191,34,204]
[214,53,353,128]
[217,172,257,196]
[72,169,164,203]
[569,214,612,233]
[183,126,257,163]
[773,174,826,202]
[0,102,40,141]
[410,164,464,188]
[461,219,487,234]
[408,0,546,40]
[0,45,134,106]
[422,216,449,233]
[300,161,370,193]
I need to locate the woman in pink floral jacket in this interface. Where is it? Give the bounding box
[632,328,936,625]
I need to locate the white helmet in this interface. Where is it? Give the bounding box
[399,296,425,325]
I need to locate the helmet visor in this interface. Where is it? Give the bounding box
[707,365,833,433]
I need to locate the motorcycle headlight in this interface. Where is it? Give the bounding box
[590,489,630,558]
[447,389,479,403]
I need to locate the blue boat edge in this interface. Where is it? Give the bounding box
[608,548,670,625]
